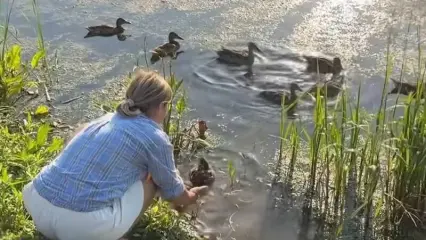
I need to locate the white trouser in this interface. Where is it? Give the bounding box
[22,180,144,240]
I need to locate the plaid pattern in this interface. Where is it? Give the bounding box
[33,113,185,212]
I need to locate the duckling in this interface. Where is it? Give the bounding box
[84,18,131,38]
[150,32,184,64]
[189,157,216,187]
[308,75,344,98]
[388,78,425,98]
[304,56,343,75]
[258,83,303,115]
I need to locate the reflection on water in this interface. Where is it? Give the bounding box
[8,0,426,238]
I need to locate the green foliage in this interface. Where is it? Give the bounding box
[34,104,49,117]
[227,160,237,188]
[0,44,41,104]
[0,116,64,238]
[132,200,201,240]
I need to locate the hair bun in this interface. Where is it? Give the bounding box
[117,98,141,117]
[126,98,135,107]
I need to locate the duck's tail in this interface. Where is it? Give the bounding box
[150,53,161,65]
[84,31,95,38]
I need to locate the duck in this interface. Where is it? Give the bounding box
[304,56,343,75]
[189,157,216,187]
[84,18,131,38]
[308,74,345,98]
[217,42,262,76]
[258,83,303,115]
[388,78,425,98]
[150,32,184,64]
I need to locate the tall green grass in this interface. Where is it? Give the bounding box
[275,24,426,240]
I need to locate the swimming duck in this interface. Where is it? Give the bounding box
[189,157,216,187]
[258,83,303,115]
[304,56,343,75]
[388,78,425,98]
[84,18,131,38]
[308,74,344,98]
[150,32,184,64]
[217,42,262,76]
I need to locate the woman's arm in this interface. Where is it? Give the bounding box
[146,137,207,207]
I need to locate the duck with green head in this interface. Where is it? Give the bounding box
[217,42,262,76]
[150,32,184,64]
[304,56,343,75]
[189,157,216,187]
[258,83,303,115]
[388,78,425,99]
[84,18,131,38]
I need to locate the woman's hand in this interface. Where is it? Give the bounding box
[188,186,209,204]
[170,185,209,211]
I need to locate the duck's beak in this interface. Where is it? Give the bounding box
[388,87,399,94]
[124,20,131,24]
[175,34,184,40]
[253,44,262,53]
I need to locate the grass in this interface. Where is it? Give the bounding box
[272,22,426,240]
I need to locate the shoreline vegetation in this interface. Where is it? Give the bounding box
[1,1,426,240]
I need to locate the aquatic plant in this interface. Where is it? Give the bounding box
[270,22,426,240]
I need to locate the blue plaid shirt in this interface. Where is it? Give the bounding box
[33,112,185,212]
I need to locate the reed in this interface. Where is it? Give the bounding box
[273,21,426,240]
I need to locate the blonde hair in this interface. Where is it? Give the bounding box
[117,69,172,117]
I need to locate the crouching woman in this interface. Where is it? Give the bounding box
[22,69,208,240]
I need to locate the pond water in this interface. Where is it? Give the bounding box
[7,0,426,239]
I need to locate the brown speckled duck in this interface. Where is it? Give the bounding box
[308,74,345,98]
[150,32,184,64]
[304,56,343,75]
[258,83,303,116]
[388,78,425,99]
[189,157,215,187]
[84,18,131,38]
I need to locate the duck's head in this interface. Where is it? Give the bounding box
[333,57,343,71]
[198,120,208,133]
[388,87,400,94]
[248,42,262,53]
[290,83,303,92]
[169,32,184,41]
[116,18,131,26]
[198,157,210,171]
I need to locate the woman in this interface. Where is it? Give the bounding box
[22,69,209,240]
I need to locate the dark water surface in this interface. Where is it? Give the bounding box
[7,0,426,238]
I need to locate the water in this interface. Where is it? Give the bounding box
[7,0,426,239]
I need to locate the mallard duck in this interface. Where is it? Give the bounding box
[304,56,343,75]
[258,83,303,115]
[84,18,131,38]
[150,32,184,64]
[388,78,425,98]
[308,75,344,98]
[189,157,215,187]
[217,42,262,75]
